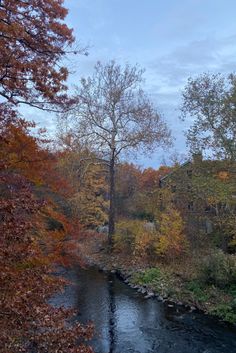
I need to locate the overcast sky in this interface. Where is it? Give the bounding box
[26,0,236,167]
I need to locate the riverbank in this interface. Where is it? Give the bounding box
[51,262,236,353]
[78,232,236,325]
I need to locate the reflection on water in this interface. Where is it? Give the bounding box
[51,266,236,353]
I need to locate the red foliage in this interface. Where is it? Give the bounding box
[0,0,75,110]
[0,114,93,352]
[0,2,93,351]
[0,115,74,195]
[156,165,172,179]
[116,163,142,196]
[140,165,171,190]
[0,172,93,353]
[140,168,159,190]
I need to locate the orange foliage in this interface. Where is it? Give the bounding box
[218,171,229,181]
[140,166,172,190]
[0,173,93,353]
[0,0,74,109]
[0,117,92,352]
[116,163,142,196]
[0,117,74,196]
[1,118,49,180]
[0,2,93,351]
[140,168,159,190]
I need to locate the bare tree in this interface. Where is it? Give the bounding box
[60,61,171,245]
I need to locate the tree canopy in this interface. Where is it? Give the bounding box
[60,60,171,242]
[0,0,77,112]
[181,73,236,161]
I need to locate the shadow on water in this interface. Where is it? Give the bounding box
[108,273,116,353]
[50,265,236,353]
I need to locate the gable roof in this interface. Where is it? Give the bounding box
[160,161,191,183]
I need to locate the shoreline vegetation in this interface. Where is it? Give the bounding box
[78,232,236,325]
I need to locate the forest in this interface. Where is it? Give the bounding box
[0,1,236,353]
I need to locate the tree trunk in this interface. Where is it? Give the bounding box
[108,155,115,247]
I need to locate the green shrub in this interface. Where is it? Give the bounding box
[227,284,236,297]
[199,251,236,288]
[185,280,210,302]
[210,302,236,324]
[132,268,175,296]
[134,268,161,284]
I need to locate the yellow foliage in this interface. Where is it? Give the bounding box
[70,163,109,227]
[114,219,157,259]
[217,171,229,181]
[155,208,188,260]
[134,231,156,258]
[114,210,188,262]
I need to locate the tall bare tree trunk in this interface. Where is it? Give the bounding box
[108,155,115,247]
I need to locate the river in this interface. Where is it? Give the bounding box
[50,265,236,353]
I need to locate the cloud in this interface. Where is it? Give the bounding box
[18,0,236,167]
[148,34,236,88]
[18,105,57,137]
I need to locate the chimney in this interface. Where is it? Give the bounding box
[192,152,203,164]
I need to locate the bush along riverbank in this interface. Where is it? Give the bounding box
[78,232,236,325]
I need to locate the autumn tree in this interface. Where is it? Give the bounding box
[181,73,236,161]
[115,163,142,218]
[0,117,48,177]
[155,207,188,261]
[0,2,95,351]
[0,0,82,113]
[115,164,171,221]
[60,61,171,244]
[140,167,160,191]
[0,172,93,353]
[190,160,236,251]
[0,112,96,353]
[57,149,109,228]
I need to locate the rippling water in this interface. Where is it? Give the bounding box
[50,266,236,353]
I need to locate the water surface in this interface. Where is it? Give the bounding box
[51,266,236,353]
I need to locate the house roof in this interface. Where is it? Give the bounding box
[159,161,191,182]
[160,158,236,183]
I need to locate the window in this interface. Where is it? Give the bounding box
[187,170,192,178]
[188,201,194,211]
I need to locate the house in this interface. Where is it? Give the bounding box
[159,153,236,236]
